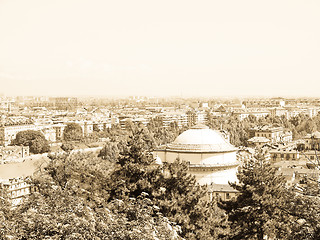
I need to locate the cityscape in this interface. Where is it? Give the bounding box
[1,95,320,238]
[1,0,320,239]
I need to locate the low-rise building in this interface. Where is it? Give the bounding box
[0,178,31,205]
[0,146,29,164]
[249,125,292,144]
[269,108,288,118]
[208,183,238,201]
[270,149,300,163]
[52,123,66,141]
[302,132,320,151]
[0,124,39,146]
[299,150,320,168]
[0,123,58,146]
[247,136,270,148]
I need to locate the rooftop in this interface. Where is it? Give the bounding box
[247,136,270,143]
[208,184,238,193]
[164,124,237,152]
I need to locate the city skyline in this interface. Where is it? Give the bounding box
[1,0,320,97]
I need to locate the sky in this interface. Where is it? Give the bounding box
[0,0,319,98]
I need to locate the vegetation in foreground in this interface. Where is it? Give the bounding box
[2,122,320,239]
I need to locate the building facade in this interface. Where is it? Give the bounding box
[0,178,31,205]
[249,126,292,144]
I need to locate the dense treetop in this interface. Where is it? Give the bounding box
[4,120,320,239]
[11,130,50,154]
[63,122,83,142]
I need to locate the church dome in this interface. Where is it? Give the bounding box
[166,124,237,152]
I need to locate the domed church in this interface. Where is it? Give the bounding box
[154,124,239,185]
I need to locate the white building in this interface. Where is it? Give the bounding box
[0,124,58,146]
[154,124,239,185]
[0,178,31,205]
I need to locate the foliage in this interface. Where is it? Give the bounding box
[8,181,181,239]
[156,160,229,239]
[206,114,253,146]
[84,132,100,143]
[0,150,181,239]
[205,112,320,146]
[107,126,229,239]
[43,152,113,208]
[98,141,120,162]
[108,127,160,200]
[221,149,320,239]
[60,142,75,152]
[147,117,183,146]
[11,130,50,154]
[63,123,83,142]
[0,189,12,239]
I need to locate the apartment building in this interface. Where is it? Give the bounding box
[0,178,31,205]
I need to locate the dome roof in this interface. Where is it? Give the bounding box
[166,124,237,152]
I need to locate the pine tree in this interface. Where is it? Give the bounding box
[221,149,305,240]
[107,127,161,200]
[155,159,229,239]
[107,127,229,239]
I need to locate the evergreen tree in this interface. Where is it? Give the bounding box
[155,160,229,239]
[108,127,161,200]
[107,127,229,239]
[221,149,318,240]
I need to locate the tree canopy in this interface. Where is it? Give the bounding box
[106,126,229,239]
[11,130,50,154]
[63,123,83,142]
[221,149,320,240]
[6,122,320,239]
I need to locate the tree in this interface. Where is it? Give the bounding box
[98,141,120,162]
[43,152,114,208]
[84,132,99,144]
[147,117,179,146]
[9,178,181,239]
[0,188,12,239]
[108,127,160,200]
[63,123,83,142]
[11,130,50,154]
[107,127,229,239]
[221,149,319,240]
[60,142,75,152]
[155,160,229,239]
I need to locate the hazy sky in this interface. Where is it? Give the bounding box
[0,0,319,97]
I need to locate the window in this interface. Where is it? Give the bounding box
[226,193,230,199]
[311,156,314,160]
[281,154,284,158]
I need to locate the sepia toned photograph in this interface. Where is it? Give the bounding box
[1,0,320,239]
